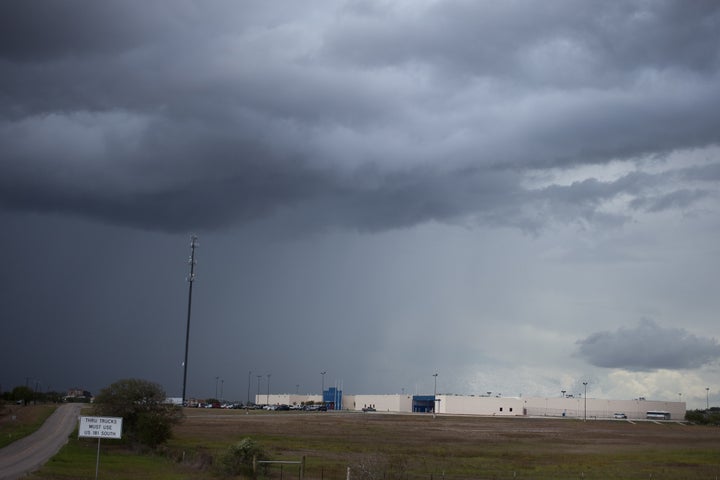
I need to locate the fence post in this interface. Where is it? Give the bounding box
[347,466,351,480]
[253,455,257,475]
[300,455,305,480]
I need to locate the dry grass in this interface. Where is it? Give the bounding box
[168,409,720,479]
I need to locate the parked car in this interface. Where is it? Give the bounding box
[613,412,627,419]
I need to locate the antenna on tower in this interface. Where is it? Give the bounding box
[181,235,198,406]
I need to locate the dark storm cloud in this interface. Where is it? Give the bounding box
[575,318,720,370]
[1,0,720,234]
[0,1,158,61]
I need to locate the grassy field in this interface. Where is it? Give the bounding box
[26,408,720,479]
[0,404,57,448]
[169,409,720,480]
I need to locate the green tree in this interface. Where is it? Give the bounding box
[11,386,34,405]
[92,378,182,447]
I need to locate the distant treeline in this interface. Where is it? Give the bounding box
[1,386,66,405]
[685,408,720,425]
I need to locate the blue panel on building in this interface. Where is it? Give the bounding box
[413,395,435,413]
[323,387,342,410]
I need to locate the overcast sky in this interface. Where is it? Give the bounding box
[1,0,719,409]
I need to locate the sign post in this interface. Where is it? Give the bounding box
[78,416,123,480]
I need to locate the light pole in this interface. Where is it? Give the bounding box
[706,387,710,410]
[181,235,198,406]
[256,375,262,405]
[220,379,224,402]
[561,390,566,398]
[678,392,682,403]
[321,371,327,406]
[247,371,252,406]
[433,373,438,419]
[583,382,588,421]
[266,374,271,406]
[215,376,220,400]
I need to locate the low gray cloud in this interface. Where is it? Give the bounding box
[575,318,720,370]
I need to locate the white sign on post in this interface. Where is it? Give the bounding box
[78,416,123,439]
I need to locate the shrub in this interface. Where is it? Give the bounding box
[217,437,267,477]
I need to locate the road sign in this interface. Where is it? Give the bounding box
[78,416,123,439]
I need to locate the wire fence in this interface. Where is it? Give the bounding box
[252,459,720,480]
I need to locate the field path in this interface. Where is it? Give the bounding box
[0,403,83,480]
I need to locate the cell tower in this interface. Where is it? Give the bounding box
[181,235,198,405]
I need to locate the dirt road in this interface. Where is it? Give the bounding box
[0,403,83,480]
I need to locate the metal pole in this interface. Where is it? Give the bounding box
[707,387,710,410]
[182,235,198,406]
[583,382,588,421]
[433,373,438,419]
[95,438,101,480]
[267,374,271,405]
[247,371,252,406]
[257,375,262,404]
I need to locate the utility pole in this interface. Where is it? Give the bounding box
[583,382,588,421]
[181,235,198,406]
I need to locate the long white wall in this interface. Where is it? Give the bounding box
[256,394,322,406]
[522,397,685,420]
[344,394,413,412]
[437,395,524,416]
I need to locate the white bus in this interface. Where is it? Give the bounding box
[646,410,671,420]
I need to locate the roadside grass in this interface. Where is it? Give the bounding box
[0,404,57,448]
[28,435,217,480]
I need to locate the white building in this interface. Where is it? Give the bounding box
[344,394,414,412]
[436,394,524,416]
[522,396,684,420]
[255,392,685,420]
[257,393,322,406]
